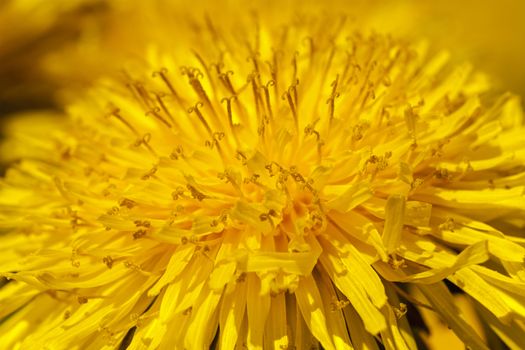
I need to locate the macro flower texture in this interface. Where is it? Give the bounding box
[1,1,525,350]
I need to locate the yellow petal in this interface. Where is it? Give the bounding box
[325,181,373,212]
[184,287,222,350]
[378,240,489,284]
[319,233,387,308]
[148,244,195,296]
[327,211,388,262]
[294,274,335,350]
[336,289,380,350]
[246,273,270,350]
[316,270,354,350]
[219,279,247,350]
[264,292,289,350]
[449,268,512,320]
[379,304,411,350]
[384,282,417,350]
[319,249,386,335]
[382,195,406,254]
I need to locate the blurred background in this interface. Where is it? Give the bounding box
[1,0,524,117]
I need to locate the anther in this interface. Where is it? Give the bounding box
[330,297,350,311]
[394,303,408,319]
[235,151,247,165]
[103,256,114,269]
[187,184,207,201]
[134,220,151,228]
[132,133,156,156]
[120,198,136,209]
[169,145,185,160]
[243,173,260,184]
[133,229,147,239]
[439,217,456,231]
[209,61,225,74]
[171,186,186,200]
[434,168,451,181]
[388,255,407,270]
[141,166,157,180]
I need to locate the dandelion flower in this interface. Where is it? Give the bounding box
[1,11,525,350]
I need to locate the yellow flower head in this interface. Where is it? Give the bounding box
[1,6,525,350]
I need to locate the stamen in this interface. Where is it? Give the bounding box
[327,75,341,125]
[134,82,154,108]
[269,50,280,100]
[259,209,278,227]
[171,186,186,200]
[248,72,264,124]
[169,145,185,160]
[182,67,217,120]
[388,255,407,270]
[391,284,434,311]
[393,303,408,319]
[152,68,185,108]
[235,151,247,165]
[246,53,261,79]
[102,256,114,269]
[260,80,275,120]
[330,296,350,311]
[141,165,157,180]
[108,108,139,136]
[193,50,216,92]
[220,96,237,129]
[133,229,147,239]
[120,198,136,209]
[204,132,225,149]
[133,133,156,156]
[188,102,213,135]
[209,61,225,75]
[187,184,207,201]
[126,82,148,109]
[146,107,172,128]
[219,70,236,95]
[439,217,456,231]
[282,80,300,131]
